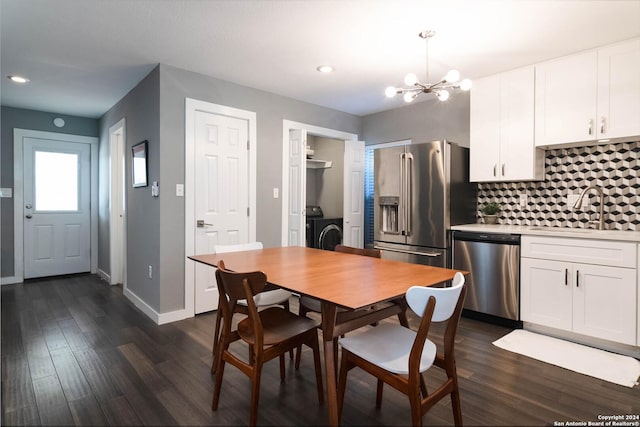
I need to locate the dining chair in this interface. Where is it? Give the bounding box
[296,244,410,368]
[212,260,324,426]
[336,272,467,426]
[211,242,294,374]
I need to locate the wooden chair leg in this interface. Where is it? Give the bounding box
[211,308,222,374]
[451,379,463,426]
[409,388,423,427]
[295,301,310,369]
[212,357,226,410]
[337,349,350,423]
[249,362,263,427]
[283,299,294,360]
[376,379,384,408]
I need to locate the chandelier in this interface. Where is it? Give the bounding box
[385,30,471,103]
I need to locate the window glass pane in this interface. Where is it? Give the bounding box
[35,151,79,211]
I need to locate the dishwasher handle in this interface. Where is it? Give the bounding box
[452,230,521,245]
[374,245,442,258]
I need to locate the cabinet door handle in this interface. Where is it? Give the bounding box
[600,117,606,134]
[576,270,580,287]
[588,119,593,135]
[493,164,497,177]
[565,268,568,285]
[501,163,505,176]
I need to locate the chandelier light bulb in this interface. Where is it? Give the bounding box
[385,86,397,98]
[459,78,472,91]
[444,69,460,83]
[403,92,415,103]
[436,90,450,101]
[404,73,418,86]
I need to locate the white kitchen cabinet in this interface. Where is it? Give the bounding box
[521,257,573,330]
[535,38,640,147]
[521,236,637,346]
[596,39,640,140]
[470,66,544,182]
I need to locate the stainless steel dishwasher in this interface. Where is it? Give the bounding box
[452,231,521,323]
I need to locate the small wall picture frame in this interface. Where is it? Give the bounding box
[132,140,148,188]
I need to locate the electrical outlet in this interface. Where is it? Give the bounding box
[519,195,527,207]
[148,265,153,279]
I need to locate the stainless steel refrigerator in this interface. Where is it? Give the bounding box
[373,140,477,268]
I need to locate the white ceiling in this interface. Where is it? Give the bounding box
[2,0,640,118]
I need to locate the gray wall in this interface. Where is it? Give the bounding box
[310,136,344,218]
[361,92,470,147]
[1,106,99,278]
[157,64,361,312]
[98,66,161,310]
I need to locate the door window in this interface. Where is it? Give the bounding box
[34,150,79,211]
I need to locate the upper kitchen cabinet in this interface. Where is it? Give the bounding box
[535,38,640,147]
[470,66,544,182]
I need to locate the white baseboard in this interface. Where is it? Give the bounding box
[1,276,22,285]
[123,287,193,325]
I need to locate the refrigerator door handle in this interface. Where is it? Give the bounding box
[374,245,442,257]
[405,152,413,236]
[399,152,406,236]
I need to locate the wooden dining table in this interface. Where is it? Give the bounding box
[189,246,464,426]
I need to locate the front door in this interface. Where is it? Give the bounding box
[23,138,91,279]
[194,110,250,314]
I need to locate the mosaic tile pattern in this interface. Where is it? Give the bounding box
[477,141,639,231]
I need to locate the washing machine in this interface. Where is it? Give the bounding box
[306,206,343,251]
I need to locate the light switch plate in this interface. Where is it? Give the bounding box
[519,195,527,207]
[176,184,184,197]
[0,188,13,198]
[273,188,279,198]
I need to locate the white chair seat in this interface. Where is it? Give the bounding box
[238,288,292,307]
[339,323,436,375]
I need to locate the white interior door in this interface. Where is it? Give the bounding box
[109,120,126,285]
[23,138,91,279]
[194,110,250,314]
[343,140,365,248]
[287,129,306,247]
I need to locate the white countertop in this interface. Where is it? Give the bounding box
[450,224,640,243]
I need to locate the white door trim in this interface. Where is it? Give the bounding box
[185,98,257,318]
[281,120,358,246]
[13,128,98,282]
[109,118,126,286]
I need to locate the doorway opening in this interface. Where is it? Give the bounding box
[281,120,364,249]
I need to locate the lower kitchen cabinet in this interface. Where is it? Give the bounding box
[521,236,638,346]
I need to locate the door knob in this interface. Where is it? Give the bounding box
[197,220,213,228]
[25,214,32,219]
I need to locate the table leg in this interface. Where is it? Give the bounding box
[321,302,339,426]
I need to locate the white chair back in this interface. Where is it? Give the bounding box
[214,242,263,254]
[406,272,465,322]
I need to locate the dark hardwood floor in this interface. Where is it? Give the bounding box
[2,274,638,426]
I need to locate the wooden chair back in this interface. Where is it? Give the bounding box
[334,244,381,258]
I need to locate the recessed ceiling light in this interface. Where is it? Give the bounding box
[8,75,29,84]
[316,65,334,73]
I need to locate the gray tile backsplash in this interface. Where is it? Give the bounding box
[477,141,639,231]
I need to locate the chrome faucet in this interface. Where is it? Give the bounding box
[573,184,605,230]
